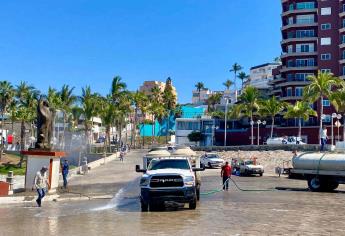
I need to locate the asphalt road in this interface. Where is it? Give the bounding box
[0,150,345,236]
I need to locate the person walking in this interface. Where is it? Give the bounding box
[119,150,124,162]
[33,166,50,207]
[320,126,328,152]
[221,161,232,191]
[61,159,69,190]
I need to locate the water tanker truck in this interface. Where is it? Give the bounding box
[290,152,345,191]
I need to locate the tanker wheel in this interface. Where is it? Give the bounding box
[323,181,339,192]
[308,177,322,192]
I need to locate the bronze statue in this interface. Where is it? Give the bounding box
[35,97,53,150]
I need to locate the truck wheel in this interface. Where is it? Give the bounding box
[308,177,322,192]
[208,162,212,168]
[324,181,339,191]
[189,199,197,210]
[259,173,263,177]
[141,201,149,212]
[196,186,200,201]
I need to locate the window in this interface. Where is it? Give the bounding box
[321,38,331,45]
[320,7,331,15]
[296,2,315,10]
[342,35,345,44]
[323,99,330,107]
[286,87,292,97]
[287,74,294,81]
[296,15,314,24]
[321,69,331,73]
[287,45,293,53]
[288,17,294,25]
[343,66,345,76]
[177,121,199,130]
[296,30,315,38]
[343,4,345,13]
[321,53,331,60]
[296,58,315,67]
[342,50,345,60]
[295,73,313,81]
[296,43,314,52]
[295,87,303,97]
[321,23,331,30]
[287,60,294,67]
[343,19,345,28]
[323,115,331,123]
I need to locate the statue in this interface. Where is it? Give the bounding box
[35,97,53,150]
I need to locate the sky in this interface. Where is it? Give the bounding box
[0,0,282,104]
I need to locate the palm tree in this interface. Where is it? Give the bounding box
[237,72,250,90]
[259,97,286,138]
[284,101,317,138]
[163,77,177,144]
[149,86,163,144]
[230,63,243,92]
[223,80,233,91]
[207,93,222,113]
[0,81,15,160]
[304,71,343,137]
[47,87,62,147]
[330,89,345,141]
[195,82,205,104]
[99,96,115,153]
[59,85,77,149]
[233,86,261,145]
[135,92,150,147]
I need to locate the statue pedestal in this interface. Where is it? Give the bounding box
[21,150,66,193]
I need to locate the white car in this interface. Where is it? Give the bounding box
[266,136,306,145]
[201,153,225,168]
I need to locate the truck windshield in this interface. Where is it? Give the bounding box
[148,159,190,170]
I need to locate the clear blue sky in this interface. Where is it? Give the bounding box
[0,0,282,104]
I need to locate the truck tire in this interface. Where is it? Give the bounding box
[323,181,339,192]
[208,162,212,168]
[259,173,263,177]
[189,198,197,210]
[308,177,322,192]
[196,186,200,201]
[141,201,149,212]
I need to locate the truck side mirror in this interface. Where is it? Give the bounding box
[135,165,146,173]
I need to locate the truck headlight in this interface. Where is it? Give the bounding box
[184,176,194,187]
[140,177,150,186]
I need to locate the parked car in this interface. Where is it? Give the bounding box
[232,159,264,176]
[266,136,305,145]
[201,153,224,168]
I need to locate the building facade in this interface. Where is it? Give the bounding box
[139,80,177,100]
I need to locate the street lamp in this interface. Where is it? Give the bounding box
[337,114,342,142]
[224,98,229,147]
[257,120,266,146]
[331,113,342,146]
[250,120,254,145]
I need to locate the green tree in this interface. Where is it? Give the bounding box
[284,101,317,138]
[232,86,261,145]
[195,82,205,104]
[0,81,15,160]
[149,86,163,144]
[259,97,286,138]
[163,77,177,144]
[207,93,222,112]
[237,72,249,90]
[134,92,150,147]
[223,79,233,91]
[304,71,343,137]
[187,131,204,145]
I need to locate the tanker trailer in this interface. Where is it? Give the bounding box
[290,152,345,191]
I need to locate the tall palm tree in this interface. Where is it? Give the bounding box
[0,81,15,160]
[59,85,77,148]
[135,92,150,147]
[330,89,345,141]
[237,72,250,90]
[149,86,163,144]
[284,101,317,138]
[195,82,205,104]
[163,77,177,144]
[47,87,62,147]
[233,86,261,145]
[99,96,115,153]
[260,97,286,138]
[223,80,233,91]
[230,63,243,93]
[304,71,343,137]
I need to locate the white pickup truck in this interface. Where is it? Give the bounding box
[266,136,305,145]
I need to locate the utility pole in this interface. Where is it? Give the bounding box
[224,98,228,147]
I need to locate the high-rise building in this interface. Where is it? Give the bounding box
[272,1,344,101]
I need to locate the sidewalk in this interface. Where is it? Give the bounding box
[0,150,144,205]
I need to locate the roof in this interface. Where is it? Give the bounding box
[250,63,281,70]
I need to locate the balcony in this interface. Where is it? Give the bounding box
[282,8,317,17]
[281,22,317,31]
[280,66,318,72]
[340,59,345,64]
[340,43,345,49]
[340,11,345,18]
[340,27,345,33]
[281,37,317,44]
[281,51,318,58]
[278,80,310,87]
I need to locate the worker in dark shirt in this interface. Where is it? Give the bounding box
[61,160,69,189]
[221,161,232,191]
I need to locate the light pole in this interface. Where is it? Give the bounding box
[250,120,254,145]
[224,98,229,146]
[256,120,266,146]
[336,114,342,142]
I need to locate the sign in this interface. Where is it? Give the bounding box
[335,120,342,128]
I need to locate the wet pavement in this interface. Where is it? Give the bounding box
[1,150,345,235]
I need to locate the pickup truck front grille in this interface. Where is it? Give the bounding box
[150,175,184,188]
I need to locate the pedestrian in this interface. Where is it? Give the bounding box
[221,161,232,191]
[119,151,124,162]
[61,159,69,189]
[320,126,328,152]
[33,166,50,207]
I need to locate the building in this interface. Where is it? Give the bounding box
[246,63,281,91]
[191,88,213,105]
[139,80,177,100]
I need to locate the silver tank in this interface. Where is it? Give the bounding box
[292,153,345,171]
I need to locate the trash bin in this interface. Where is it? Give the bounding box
[0,181,9,196]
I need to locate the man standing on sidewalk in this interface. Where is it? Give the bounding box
[61,159,69,189]
[33,166,50,207]
[221,162,232,191]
